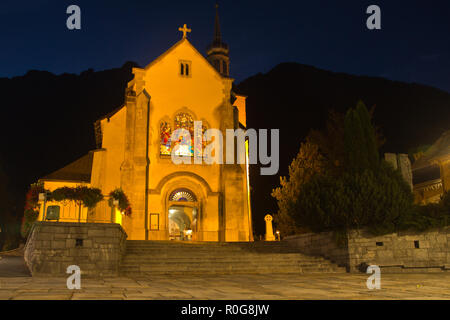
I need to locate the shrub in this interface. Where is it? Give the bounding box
[50,186,104,209]
[399,192,450,231]
[20,182,47,238]
[291,160,414,235]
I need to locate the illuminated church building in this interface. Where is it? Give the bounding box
[37,9,254,242]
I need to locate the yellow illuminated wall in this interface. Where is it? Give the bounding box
[40,36,252,242]
[37,181,90,223]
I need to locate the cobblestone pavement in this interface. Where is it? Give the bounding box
[0,273,449,300]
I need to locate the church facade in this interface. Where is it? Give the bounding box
[37,10,253,242]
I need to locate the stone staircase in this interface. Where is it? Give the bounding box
[119,240,347,276]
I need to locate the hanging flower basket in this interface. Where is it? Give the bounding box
[108,188,132,217]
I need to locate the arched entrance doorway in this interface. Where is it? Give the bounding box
[168,189,199,241]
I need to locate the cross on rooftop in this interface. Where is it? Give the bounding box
[178,24,192,39]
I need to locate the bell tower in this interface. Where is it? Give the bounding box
[206,3,230,76]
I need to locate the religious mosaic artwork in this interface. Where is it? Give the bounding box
[174,112,195,157]
[161,114,208,157]
[195,124,208,157]
[160,121,172,155]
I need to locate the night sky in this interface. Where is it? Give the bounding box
[0,0,449,92]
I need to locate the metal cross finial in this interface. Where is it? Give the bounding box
[178,24,192,39]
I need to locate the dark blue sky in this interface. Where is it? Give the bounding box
[0,0,449,92]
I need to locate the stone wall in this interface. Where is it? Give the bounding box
[284,232,349,270]
[285,227,450,273]
[24,222,127,277]
[346,228,450,272]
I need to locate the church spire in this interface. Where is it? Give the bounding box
[207,2,230,76]
[214,3,222,43]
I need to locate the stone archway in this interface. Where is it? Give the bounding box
[167,188,198,241]
[155,171,214,241]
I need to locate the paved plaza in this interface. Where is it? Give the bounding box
[0,271,449,300]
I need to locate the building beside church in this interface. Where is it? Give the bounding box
[412,130,450,204]
[37,7,253,242]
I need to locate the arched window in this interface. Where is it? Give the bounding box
[161,113,208,157]
[169,188,197,202]
[193,123,208,157]
[222,60,227,75]
[214,60,220,73]
[174,112,195,157]
[160,121,172,155]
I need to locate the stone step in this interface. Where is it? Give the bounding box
[120,261,344,269]
[121,256,325,263]
[120,240,346,275]
[125,241,293,249]
[125,248,303,252]
[119,259,344,270]
[120,266,346,275]
[125,243,294,248]
[126,240,286,245]
[122,252,316,258]
[122,257,329,264]
[120,257,328,263]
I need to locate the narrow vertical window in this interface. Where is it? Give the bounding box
[160,121,172,155]
[179,60,192,77]
[214,60,220,72]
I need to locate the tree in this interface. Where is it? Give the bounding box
[344,101,380,172]
[272,101,415,237]
[308,104,384,175]
[308,110,345,175]
[271,140,324,235]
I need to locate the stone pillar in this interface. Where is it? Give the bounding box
[439,159,450,192]
[219,78,251,242]
[385,153,413,190]
[120,68,150,240]
[264,214,275,241]
[398,154,413,190]
[384,153,398,170]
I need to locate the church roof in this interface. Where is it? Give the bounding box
[142,37,230,79]
[40,152,94,183]
[413,130,450,170]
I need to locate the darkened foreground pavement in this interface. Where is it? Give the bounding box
[0,256,30,278]
[0,273,449,300]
